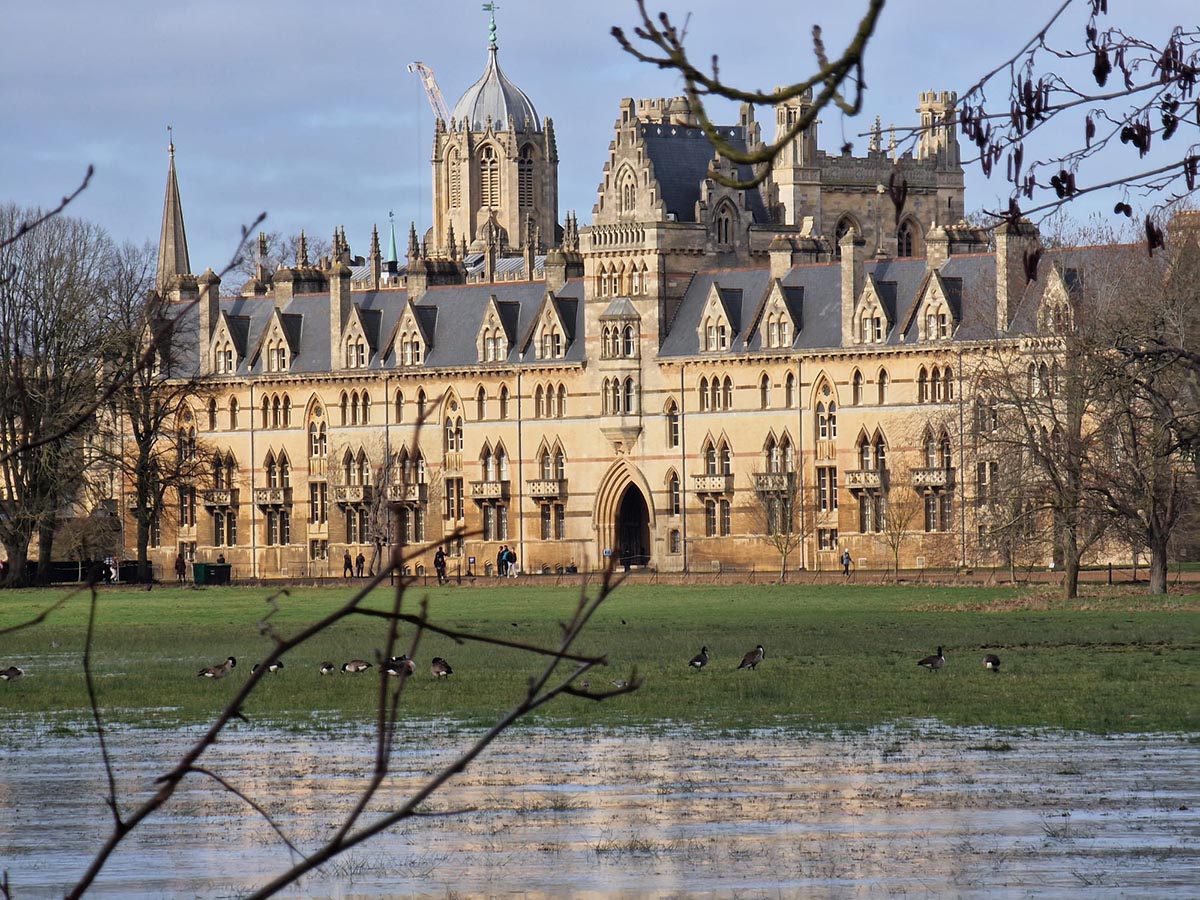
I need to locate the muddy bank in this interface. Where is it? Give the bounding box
[2,722,1197,898]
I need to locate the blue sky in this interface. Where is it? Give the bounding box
[1,0,1192,271]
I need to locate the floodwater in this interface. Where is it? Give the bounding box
[1,721,1197,898]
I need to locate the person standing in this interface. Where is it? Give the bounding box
[343,550,353,578]
[506,546,518,577]
[496,546,507,577]
[355,551,366,578]
[841,548,851,577]
[434,547,447,584]
[174,553,186,585]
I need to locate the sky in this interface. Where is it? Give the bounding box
[1,0,1193,273]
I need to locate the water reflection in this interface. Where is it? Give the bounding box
[2,723,1197,897]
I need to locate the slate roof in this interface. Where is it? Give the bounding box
[640,125,770,224]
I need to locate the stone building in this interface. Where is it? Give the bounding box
[130,25,1129,580]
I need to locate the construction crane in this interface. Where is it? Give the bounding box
[407,61,451,122]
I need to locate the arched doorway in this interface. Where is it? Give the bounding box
[616,486,650,568]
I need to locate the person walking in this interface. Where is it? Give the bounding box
[434,547,447,585]
[355,551,366,578]
[343,550,353,578]
[496,546,507,577]
[841,548,851,577]
[505,547,518,578]
[174,553,187,585]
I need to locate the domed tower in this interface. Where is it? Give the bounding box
[432,10,559,256]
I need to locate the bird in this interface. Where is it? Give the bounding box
[1,666,25,681]
[983,653,1001,672]
[385,655,416,677]
[197,656,236,679]
[430,657,453,678]
[738,645,765,670]
[319,662,336,676]
[341,659,372,674]
[252,660,284,674]
[688,646,709,670]
[918,647,946,672]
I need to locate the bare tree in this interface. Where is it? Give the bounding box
[0,206,113,585]
[746,469,813,582]
[92,242,219,583]
[874,469,925,579]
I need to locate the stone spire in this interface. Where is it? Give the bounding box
[407,222,420,261]
[369,224,382,288]
[155,134,191,294]
[385,211,399,274]
[297,230,310,267]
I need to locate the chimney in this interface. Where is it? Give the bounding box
[925,223,950,271]
[330,261,351,365]
[995,218,1041,333]
[196,268,220,375]
[840,230,865,345]
[768,234,798,280]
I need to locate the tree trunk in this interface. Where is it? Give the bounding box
[1,539,29,587]
[1062,527,1080,600]
[1147,521,1170,595]
[36,518,55,585]
[136,515,151,584]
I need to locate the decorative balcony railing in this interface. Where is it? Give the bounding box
[333,484,373,506]
[844,469,884,491]
[753,472,795,493]
[910,467,954,489]
[527,478,567,499]
[470,480,511,500]
[202,489,235,507]
[253,486,292,507]
[692,474,734,494]
[386,482,428,505]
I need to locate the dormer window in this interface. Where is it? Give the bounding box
[215,342,235,374]
[346,339,367,369]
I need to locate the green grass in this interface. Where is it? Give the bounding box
[0,581,1196,733]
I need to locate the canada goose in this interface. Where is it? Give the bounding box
[738,645,765,670]
[430,657,453,678]
[918,647,946,672]
[688,646,709,670]
[319,662,336,676]
[385,655,417,677]
[341,659,372,674]
[1,666,24,681]
[252,660,284,674]
[197,656,237,679]
[983,653,1001,672]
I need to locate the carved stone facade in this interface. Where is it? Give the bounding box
[127,35,1161,581]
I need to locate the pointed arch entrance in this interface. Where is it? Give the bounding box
[594,460,655,569]
[616,487,650,567]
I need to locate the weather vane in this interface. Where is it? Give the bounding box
[482,2,499,47]
[167,124,174,154]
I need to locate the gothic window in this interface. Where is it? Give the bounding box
[768,318,779,349]
[704,442,718,476]
[759,374,771,409]
[518,145,534,208]
[852,370,863,405]
[878,369,890,404]
[476,386,487,420]
[448,148,461,208]
[499,385,510,419]
[556,384,567,417]
[785,372,796,408]
[623,324,636,357]
[666,400,680,447]
[207,398,217,431]
[716,206,734,247]
[942,367,954,401]
[619,168,636,213]
[480,145,500,208]
[898,220,916,257]
[720,441,733,475]
[229,397,239,430]
[698,377,710,412]
[722,376,734,410]
[623,377,637,414]
[668,471,681,515]
[535,384,545,418]
[918,368,930,403]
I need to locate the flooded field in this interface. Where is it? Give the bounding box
[1,721,1197,898]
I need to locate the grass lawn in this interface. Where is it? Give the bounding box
[0,580,1196,733]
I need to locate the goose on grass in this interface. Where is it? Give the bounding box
[738,645,765,670]
[197,657,237,679]
[688,647,709,670]
[917,647,946,672]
